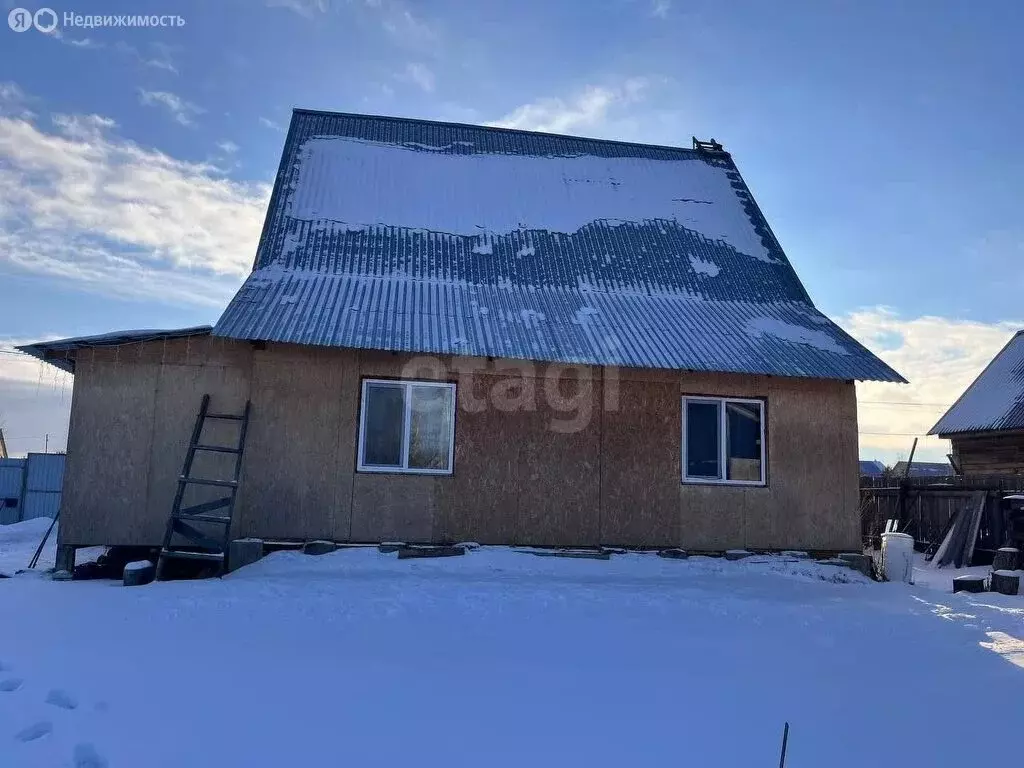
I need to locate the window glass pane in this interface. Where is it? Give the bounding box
[408,385,454,470]
[362,383,406,467]
[726,401,763,482]
[686,400,720,479]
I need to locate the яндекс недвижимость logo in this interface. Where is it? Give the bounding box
[8,7,58,33]
[8,8,184,33]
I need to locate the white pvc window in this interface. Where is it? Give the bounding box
[357,379,456,475]
[682,396,765,485]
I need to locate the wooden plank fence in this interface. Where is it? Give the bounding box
[860,474,1024,559]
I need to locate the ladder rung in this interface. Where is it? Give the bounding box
[179,497,232,517]
[159,549,224,562]
[206,413,244,421]
[176,513,232,524]
[178,477,238,488]
[195,444,242,454]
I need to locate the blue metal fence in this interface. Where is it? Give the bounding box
[0,453,64,524]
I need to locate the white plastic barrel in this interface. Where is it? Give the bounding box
[881,532,914,583]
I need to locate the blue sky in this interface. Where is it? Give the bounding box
[0,0,1022,461]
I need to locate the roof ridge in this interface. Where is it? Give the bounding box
[290,107,719,159]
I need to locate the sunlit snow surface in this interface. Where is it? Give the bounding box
[1,523,1022,767]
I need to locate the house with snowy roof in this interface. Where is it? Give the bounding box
[21,110,903,569]
[930,330,1024,475]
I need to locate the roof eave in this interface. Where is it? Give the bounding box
[17,326,213,374]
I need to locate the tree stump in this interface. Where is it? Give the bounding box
[992,547,1019,572]
[991,570,1020,596]
[953,575,985,593]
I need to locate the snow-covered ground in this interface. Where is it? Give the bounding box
[0,518,58,575]
[2,521,1023,768]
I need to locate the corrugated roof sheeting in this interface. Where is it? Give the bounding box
[216,270,901,380]
[213,110,903,382]
[930,331,1024,435]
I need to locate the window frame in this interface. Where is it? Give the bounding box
[681,395,767,487]
[356,378,457,476]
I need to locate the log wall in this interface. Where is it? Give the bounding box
[951,431,1024,476]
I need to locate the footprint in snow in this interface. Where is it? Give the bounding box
[73,742,108,768]
[14,721,52,742]
[0,678,24,692]
[45,689,78,710]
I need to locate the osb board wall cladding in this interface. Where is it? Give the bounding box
[59,336,255,547]
[59,340,860,551]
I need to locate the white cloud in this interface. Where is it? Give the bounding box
[842,307,1023,464]
[259,116,286,132]
[487,78,650,136]
[217,140,240,154]
[399,62,435,93]
[0,82,35,119]
[651,0,671,17]
[138,89,203,126]
[380,5,437,48]
[265,0,330,17]
[0,92,270,306]
[145,42,180,74]
[66,37,104,49]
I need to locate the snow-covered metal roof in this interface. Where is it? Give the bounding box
[930,331,1024,436]
[17,326,212,373]
[214,110,903,382]
[859,460,886,476]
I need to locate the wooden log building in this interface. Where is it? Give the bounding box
[931,331,1024,475]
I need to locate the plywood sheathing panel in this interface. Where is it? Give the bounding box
[600,378,679,548]
[434,369,520,545]
[59,338,862,552]
[516,372,602,547]
[763,377,858,550]
[239,345,345,540]
[145,348,253,545]
[350,473,438,542]
[60,354,159,545]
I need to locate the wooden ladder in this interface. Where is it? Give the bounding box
[155,394,251,580]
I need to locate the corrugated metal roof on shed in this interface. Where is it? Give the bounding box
[17,327,212,372]
[214,110,902,382]
[930,331,1024,436]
